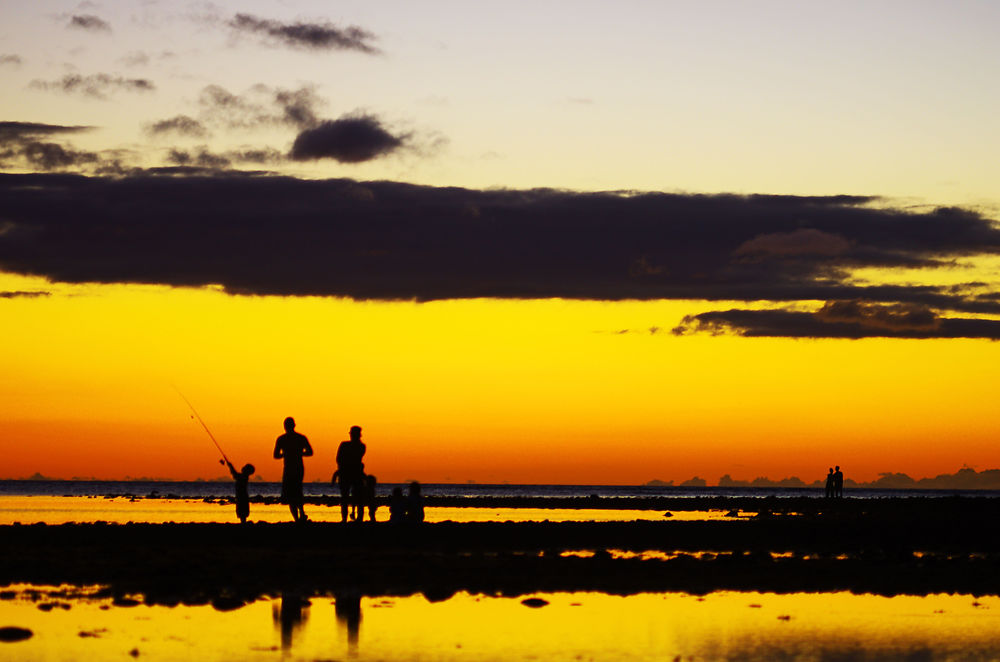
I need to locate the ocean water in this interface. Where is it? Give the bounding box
[3,479,998,500]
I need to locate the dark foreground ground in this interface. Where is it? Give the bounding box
[3,497,1000,606]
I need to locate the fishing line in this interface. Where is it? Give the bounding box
[172,385,231,466]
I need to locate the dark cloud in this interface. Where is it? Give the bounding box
[0,122,101,171]
[29,73,155,99]
[289,115,407,162]
[1,174,1000,324]
[166,146,283,168]
[672,303,1000,339]
[0,290,50,298]
[227,13,379,54]
[197,84,323,130]
[146,115,209,138]
[0,122,93,139]
[0,54,22,67]
[68,15,111,32]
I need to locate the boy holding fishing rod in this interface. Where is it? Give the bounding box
[226,460,256,524]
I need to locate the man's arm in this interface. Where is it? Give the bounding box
[273,438,283,459]
[303,436,314,457]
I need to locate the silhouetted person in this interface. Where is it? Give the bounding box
[833,465,844,498]
[824,467,835,499]
[335,426,366,522]
[406,481,425,523]
[364,475,378,522]
[273,416,313,522]
[389,486,407,523]
[226,460,255,523]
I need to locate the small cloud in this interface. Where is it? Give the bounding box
[166,145,284,169]
[68,15,111,32]
[227,13,379,54]
[146,115,208,138]
[289,115,407,163]
[120,51,150,67]
[30,73,155,99]
[197,84,324,130]
[0,54,23,67]
[0,291,50,298]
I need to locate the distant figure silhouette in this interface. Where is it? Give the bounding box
[833,465,844,498]
[406,481,425,523]
[226,460,255,523]
[824,468,835,499]
[389,486,407,523]
[335,426,366,522]
[273,417,313,522]
[364,474,378,522]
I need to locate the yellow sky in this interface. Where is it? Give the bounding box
[2,271,998,483]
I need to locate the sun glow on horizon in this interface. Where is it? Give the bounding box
[2,272,998,485]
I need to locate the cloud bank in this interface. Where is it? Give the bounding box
[2,172,1000,341]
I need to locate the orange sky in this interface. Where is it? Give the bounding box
[2,273,998,484]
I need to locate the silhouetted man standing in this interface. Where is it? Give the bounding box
[833,465,844,498]
[274,416,313,522]
[825,468,835,498]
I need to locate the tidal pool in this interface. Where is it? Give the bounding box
[2,586,999,661]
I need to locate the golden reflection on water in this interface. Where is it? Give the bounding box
[0,496,735,524]
[3,587,1000,661]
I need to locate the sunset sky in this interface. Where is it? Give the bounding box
[2,1,1000,484]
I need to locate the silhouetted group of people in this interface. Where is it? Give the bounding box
[225,416,425,524]
[825,466,844,498]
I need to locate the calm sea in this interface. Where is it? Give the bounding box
[2,480,998,500]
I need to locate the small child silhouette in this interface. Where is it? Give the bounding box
[227,460,255,524]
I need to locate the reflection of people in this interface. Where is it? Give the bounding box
[406,481,425,523]
[833,466,844,498]
[334,589,362,652]
[273,417,314,522]
[226,460,255,523]
[335,426,366,522]
[272,592,309,651]
[824,468,834,499]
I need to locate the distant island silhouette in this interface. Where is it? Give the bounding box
[645,466,1000,490]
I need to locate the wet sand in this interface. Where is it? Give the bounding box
[3,496,1000,605]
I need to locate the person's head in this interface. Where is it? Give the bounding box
[284,417,295,432]
[409,481,421,496]
[829,468,833,473]
[835,465,840,471]
[350,425,362,441]
[242,463,255,477]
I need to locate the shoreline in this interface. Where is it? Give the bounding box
[4,497,1000,602]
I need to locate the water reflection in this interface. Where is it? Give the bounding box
[3,587,1000,660]
[334,589,362,655]
[271,592,309,651]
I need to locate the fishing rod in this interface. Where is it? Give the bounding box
[173,386,231,466]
